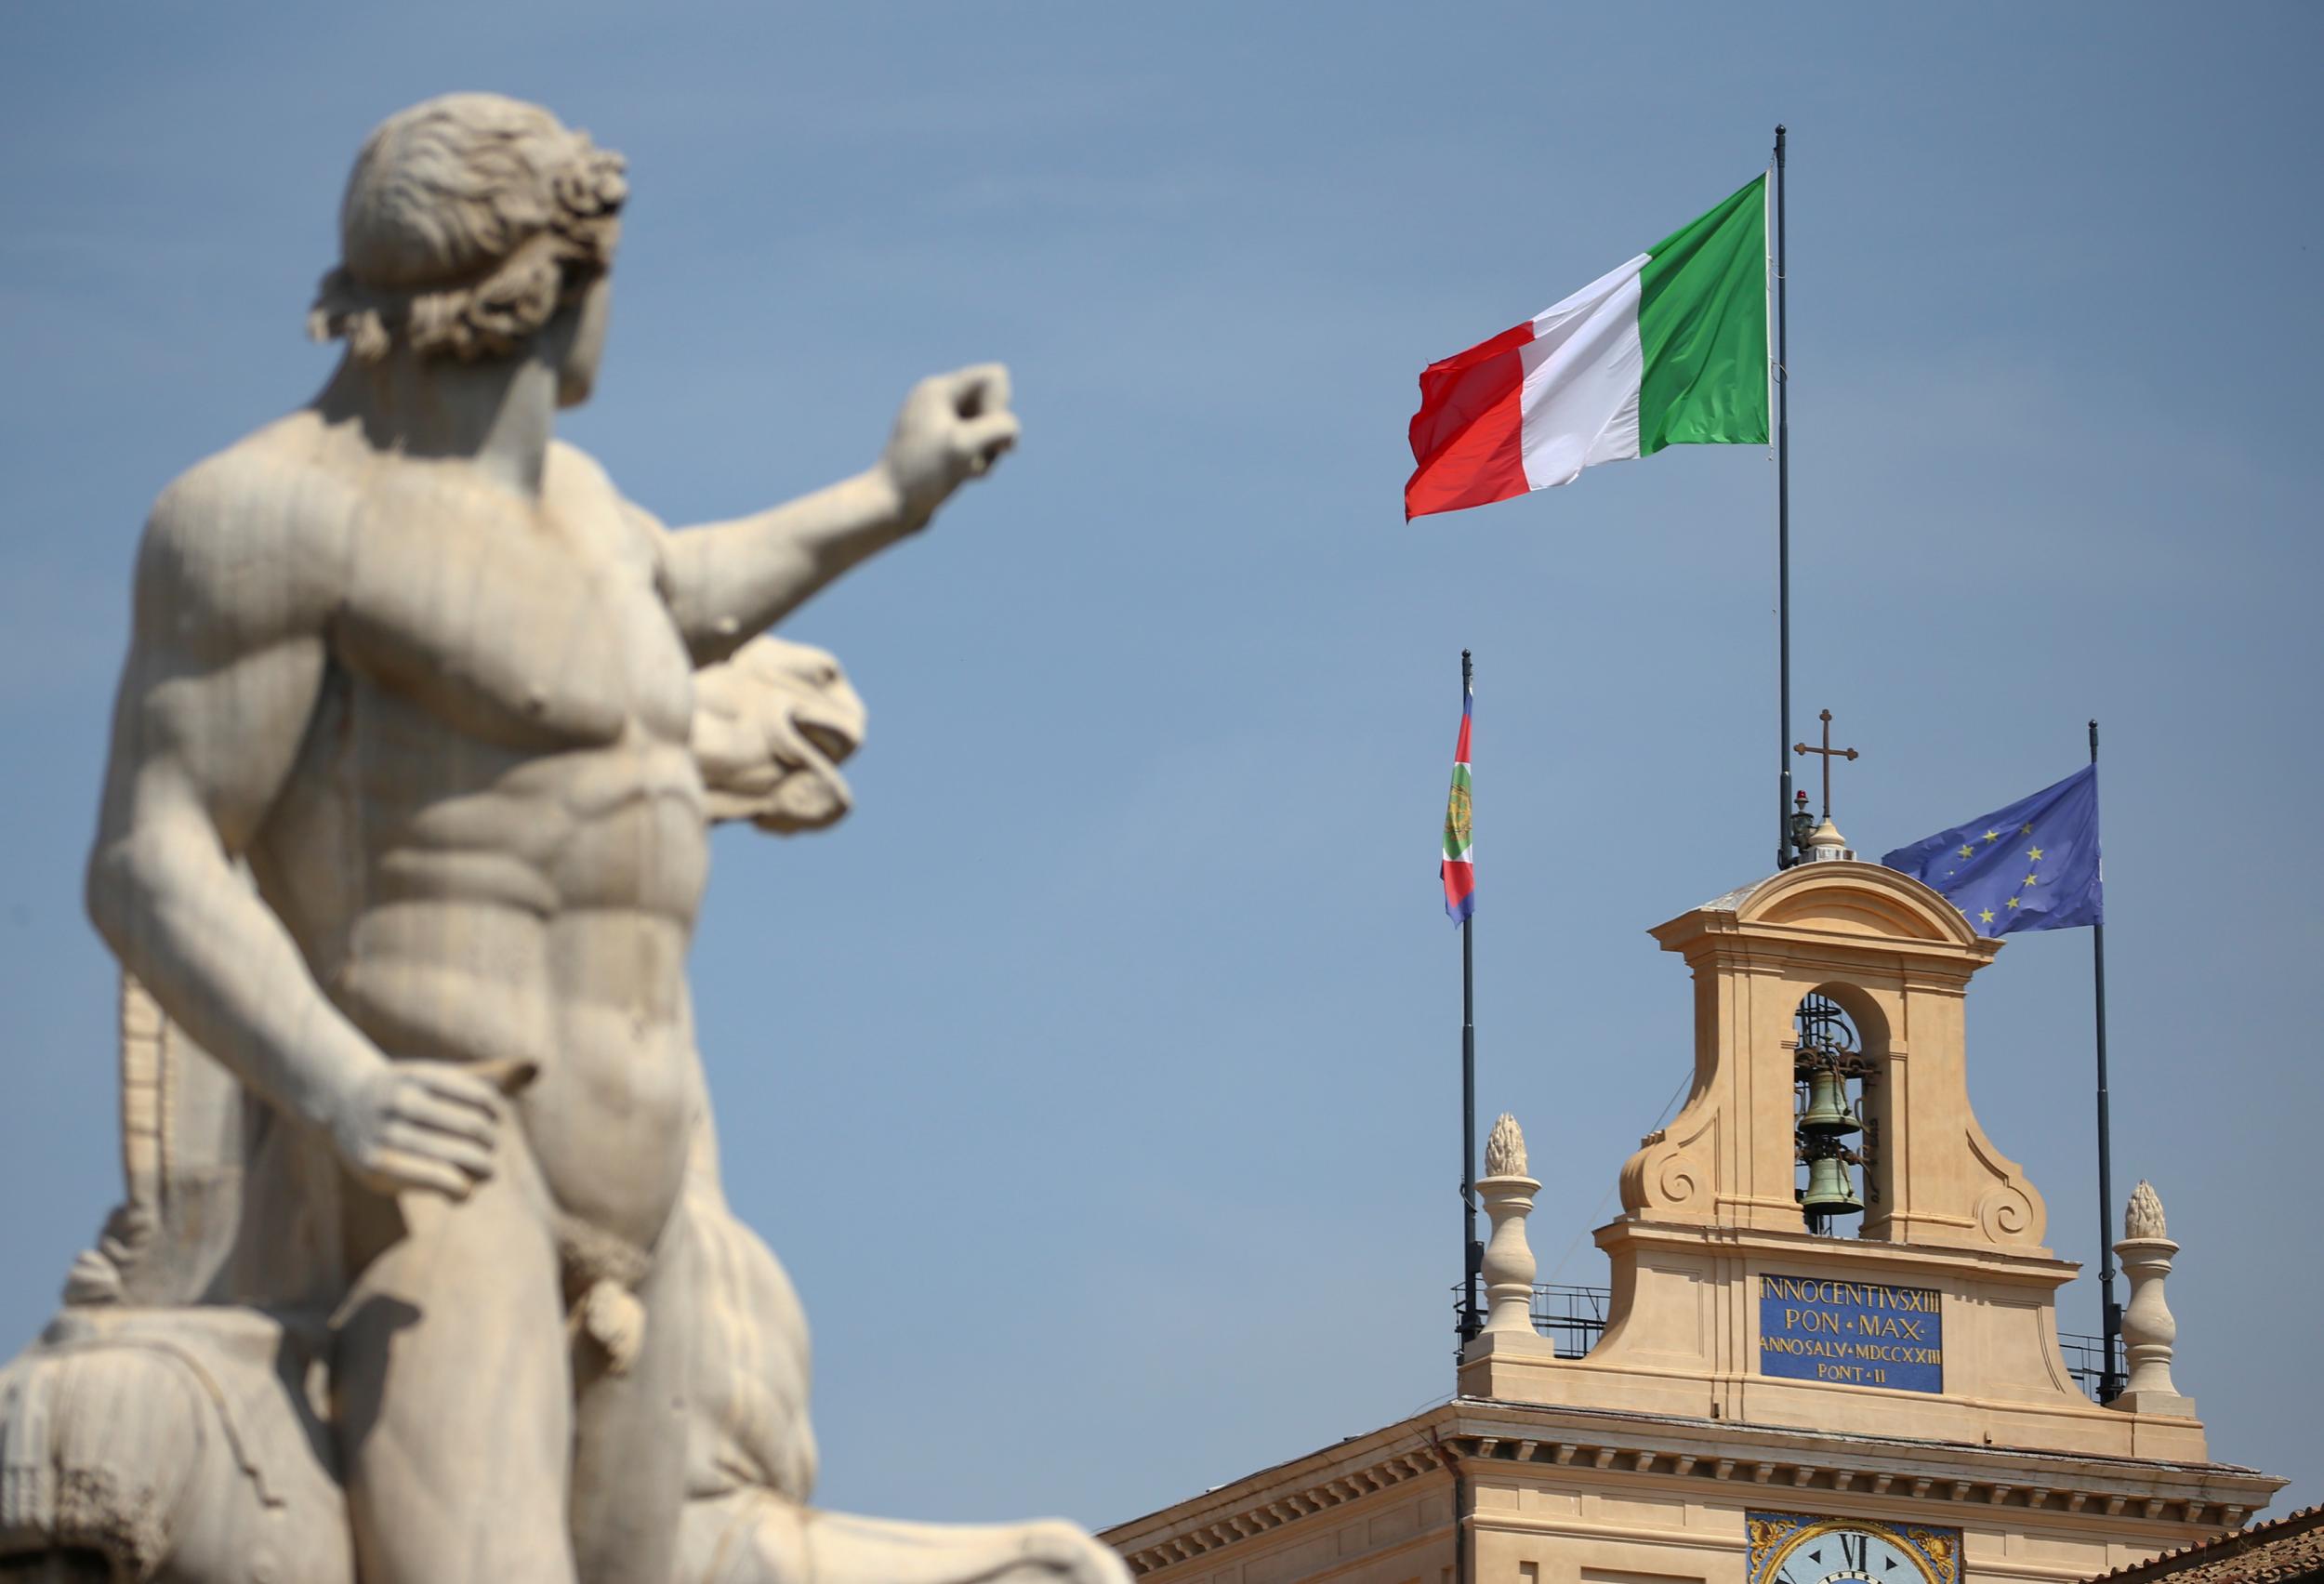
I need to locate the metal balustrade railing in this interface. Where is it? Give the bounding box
[1457,1283,2129,1403]
[2056,1327,2129,1404]
[1449,1283,1609,1360]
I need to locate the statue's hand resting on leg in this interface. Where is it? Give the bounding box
[325,1060,508,1201]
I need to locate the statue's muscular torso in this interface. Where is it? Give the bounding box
[228,413,706,1252]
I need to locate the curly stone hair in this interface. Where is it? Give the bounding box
[308,93,627,363]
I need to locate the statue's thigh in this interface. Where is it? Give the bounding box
[570,1198,695,1584]
[334,1164,575,1584]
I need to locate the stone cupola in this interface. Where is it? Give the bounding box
[1620,856,2042,1250]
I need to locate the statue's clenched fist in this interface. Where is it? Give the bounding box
[878,364,1018,529]
[326,1060,508,1200]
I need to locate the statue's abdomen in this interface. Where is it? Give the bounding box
[255,669,709,1249]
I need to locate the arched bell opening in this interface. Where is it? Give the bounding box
[1792,986,1885,1237]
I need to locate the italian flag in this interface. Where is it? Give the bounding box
[1406,174,1770,520]
[1441,680,1475,925]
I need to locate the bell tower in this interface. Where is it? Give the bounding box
[1623,846,2043,1254]
[1459,828,2200,1462]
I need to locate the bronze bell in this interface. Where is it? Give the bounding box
[1801,1154,1864,1217]
[1799,1067,1861,1137]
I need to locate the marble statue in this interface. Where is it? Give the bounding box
[0,92,1126,1584]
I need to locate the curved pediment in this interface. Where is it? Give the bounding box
[1676,860,1989,950]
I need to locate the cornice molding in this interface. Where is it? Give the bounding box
[1104,1425,1453,1577]
[1446,1399,2281,1528]
[1588,1215,2080,1283]
[1103,1401,2286,1578]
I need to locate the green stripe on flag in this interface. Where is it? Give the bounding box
[1443,763,1473,860]
[1636,174,1770,455]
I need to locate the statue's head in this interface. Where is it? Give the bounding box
[309,94,627,404]
[691,638,868,836]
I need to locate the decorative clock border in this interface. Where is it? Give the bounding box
[1748,1511,1961,1584]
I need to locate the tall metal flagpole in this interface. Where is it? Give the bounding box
[2090,719,2121,1400]
[1774,125,1796,871]
[1459,649,1482,1347]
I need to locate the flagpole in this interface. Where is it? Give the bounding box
[1459,648,1483,1348]
[1774,124,1796,870]
[2090,719,2121,1400]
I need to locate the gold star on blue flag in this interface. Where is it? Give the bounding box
[1881,765,2102,938]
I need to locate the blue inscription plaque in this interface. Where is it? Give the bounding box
[1758,1274,1944,1393]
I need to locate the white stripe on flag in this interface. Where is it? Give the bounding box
[1519,253,1648,490]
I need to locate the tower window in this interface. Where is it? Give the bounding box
[1794,993,1875,1235]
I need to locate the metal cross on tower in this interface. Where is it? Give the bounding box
[1792,708,1859,819]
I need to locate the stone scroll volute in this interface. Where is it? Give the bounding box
[1618,1119,1712,1221]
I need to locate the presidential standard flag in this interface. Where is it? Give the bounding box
[1881,764,2104,939]
[1440,681,1475,925]
[1405,174,1771,520]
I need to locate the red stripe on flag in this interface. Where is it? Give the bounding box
[1453,709,1472,766]
[1443,859,1476,921]
[1405,322,1533,521]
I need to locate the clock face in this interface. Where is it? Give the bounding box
[1776,1526,1934,1584]
[1748,1513,1959,1584]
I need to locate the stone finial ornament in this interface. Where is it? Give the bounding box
[2108,1178,2195,1419]
[1803,815,1854,862]
[1486,1112,1527,1179]
[2126,1179,2167,1240]
[1474,1114,1542,1341]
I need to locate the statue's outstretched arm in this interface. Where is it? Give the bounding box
[85,467,504,1203]
[657,365,1017,664]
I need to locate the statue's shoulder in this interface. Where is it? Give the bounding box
[151,410,360,540]
[548,438,664,530]
[546,437,631,508]
[547,436,613,486]
[137,411,357,639]
[547,439,673,596]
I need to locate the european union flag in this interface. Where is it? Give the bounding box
[1880,764,2102,938]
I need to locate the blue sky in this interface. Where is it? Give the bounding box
[3,1,2318,1532]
